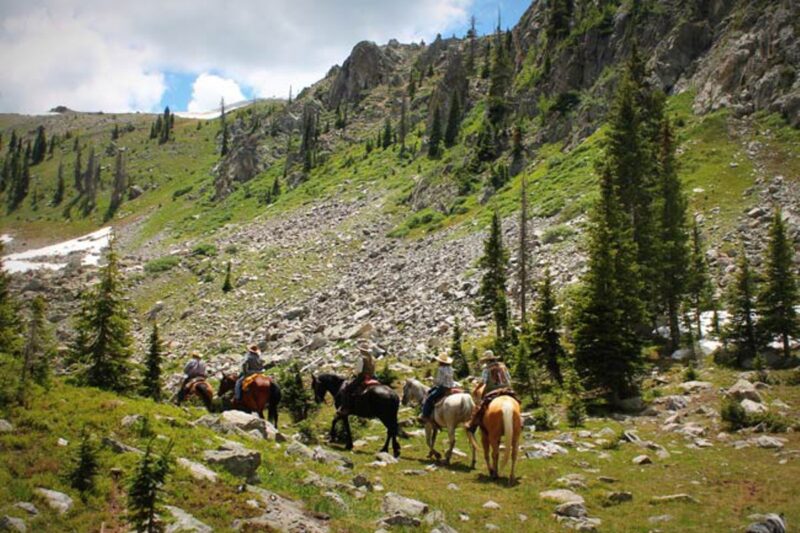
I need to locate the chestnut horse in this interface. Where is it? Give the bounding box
[474,385,522,485]
[177,378,215,412]
[218,374,281,427]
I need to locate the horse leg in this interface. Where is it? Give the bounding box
[491,433,501,480]
[465,426,478,470]
[329,415,339,442]
[444,424,456,465]
[343,416,353,451]
[481,429,493,477]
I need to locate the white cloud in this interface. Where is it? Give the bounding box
[187,73,246,112]
[0,0,473,114]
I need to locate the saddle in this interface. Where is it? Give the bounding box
[242,373,270,392]
[362,377,381,388]
[433,387,463,407]
[184,376,206,389]
[481,387,519,406]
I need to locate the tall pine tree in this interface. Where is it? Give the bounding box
[17,295,52,405]
[141,322,164,401]
[52,159,65,206]
[478,211,510,339]
[656,118,689,352]
[444,94,460,148]
[74,240,134,392]
[686,220,712,337]
[220,98,229,156]
[573,169,644,400]
[530,268,564,385]
[428,106,442,158]
[757,209,798,358]
[128,439,173,533]
[724,244,758,367]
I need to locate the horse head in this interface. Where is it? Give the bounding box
[401,379,412,406]
[311,374,325,404]
[217,373,235,397]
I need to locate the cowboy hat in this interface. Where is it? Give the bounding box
[248,344,261,353]
[480,350,499,363]
[190,351,202,359]
[434,354,453,365]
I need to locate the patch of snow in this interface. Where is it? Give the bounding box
[2,227,111,273]
[0,234,12,244]
[174,99,259,120]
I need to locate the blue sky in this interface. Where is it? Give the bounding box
[0,0,532,114]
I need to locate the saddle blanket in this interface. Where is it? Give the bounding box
[242,373,269,391]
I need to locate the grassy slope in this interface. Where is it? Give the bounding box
[2,364,798,532]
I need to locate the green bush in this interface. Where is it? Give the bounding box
[171,185,193,200]
[531,407,557,431]
[566,396,586,428]
[144,256,180,274]
[191,243,218,257]
[720,398,748,430]
[375,360,398,388]
[542,224,575,244]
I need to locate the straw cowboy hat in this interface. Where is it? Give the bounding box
[190,351,202,359]
[248,344,261,353]
[480,350,499,363]
[433,354,453,365]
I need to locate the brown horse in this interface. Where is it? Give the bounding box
[177,378,215,412]
[218,374,281,427]
[474,385,522,485]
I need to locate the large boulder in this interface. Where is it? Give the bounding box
[177,458,219,483]
[381,492,429,518]
[164,506,212,533]
[233,485,329,533]
[539,489,585,505]
[0,516,26,532]
[740,399,768,415]
[203,444,261,480]
[34,488,73,515]
[727,379,762,403]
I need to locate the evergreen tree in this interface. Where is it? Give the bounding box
[74,240,134,392]
[517,174,529,319]
[69,429,99,502]
[487,27,513,126]
[105,151,126,221]
[127,439,173,533]
[547,0,573,41]
[8,146,30,211]
[111,124,120,141]
[52,160,65,206]
[686,220,712,337]
[158,107,171,145]
[0,245,22,406]
[481,41,491,79]
[141,322,164,401]
[573,168,644,401]
[656,118,689,352]
[73,147,83,194]
[382,117,392,149]
[271,176,280,199]
[279,362,315,422]
[564,367,587,427]
[466,15,477,75]
[220,98,229,156]
[32,126,47,165]
[222,261,233,292]
[478,211,510,338]
[428,106,442,158]
[724,245,758,367]
[399,98,408,153]
[606,50,662,330]
[408,72,417,100]
[450,320,470,379]
[530,268,564,385]
[17,295,52,405]
[758,209,798,358]
[444,94,460,148]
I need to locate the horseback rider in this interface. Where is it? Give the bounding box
[235,344,264,402]
[467,350,515,431]
[177,351,206,402]
[420,354,455,424]
[338,341,377,415]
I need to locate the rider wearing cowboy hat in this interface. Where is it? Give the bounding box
[420,353,455,423]
[338,341,378,415]
[177,350,206,402]
[235,344,264,401]
[467,350,512,431]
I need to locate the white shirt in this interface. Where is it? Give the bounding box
[434,365,455,388]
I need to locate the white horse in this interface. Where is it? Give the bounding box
[401,378,478,467]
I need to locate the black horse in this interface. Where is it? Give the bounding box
[311,373,401,457]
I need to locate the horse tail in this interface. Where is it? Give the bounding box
[499,400,514,474]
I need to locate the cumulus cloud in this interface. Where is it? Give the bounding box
[0,0,472,114]
[187,73,246,112]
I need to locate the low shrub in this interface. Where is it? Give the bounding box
[531,407,557,431]
[144,256,180,274]
[191,243,218,257]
